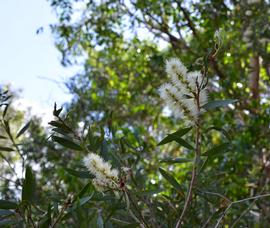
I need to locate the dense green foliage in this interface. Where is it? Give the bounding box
[1,0,270,227]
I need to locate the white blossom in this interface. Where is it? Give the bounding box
[165,58,188,79]
[186,71,203,91]
[159,58,208,124]
[83,153,119,192]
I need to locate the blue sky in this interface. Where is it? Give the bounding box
[0,0,76,120]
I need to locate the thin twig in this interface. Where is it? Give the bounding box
[51,199,71,228]
[230,199,257,228]
[198,190,231,203]
[125,189,150,228]
[214,193,270,228]
[175,81,202,228]
[231,180,269,227]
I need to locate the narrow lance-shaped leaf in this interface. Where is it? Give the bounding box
[0,146,14,152]
[52,136,83,151]
[160,157,192,164]
[0,219,20,226]
[65,168,94,179]
[0,200,18,209]
[76,183,92,199]
[16,121,31,138]
[202,143,230,157]
[22,166,36,203]
[158,127,192,146]
[159,168,184,197]
[53,102,63,117]
[2,104,9,118]
[48,121,72,133]
[202,99,238,110]
[174,138,194,150]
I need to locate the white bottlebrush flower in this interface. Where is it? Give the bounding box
[199,89,208,106]
[92,178,107,192]
[83,153,119,192]
[159,58,209,124]
[165,58,188,78]
[170,73,190,94]
[182,98,199,118]
[186,71,203,91]
[159,83,185,118]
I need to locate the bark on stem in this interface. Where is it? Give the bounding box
[249,55,260,99]
[175,94,201,228]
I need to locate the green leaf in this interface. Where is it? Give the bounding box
[48,121,72,133]
[0,209,15,216]
[77,183,92,199]
[0,200,18,209]
[62,194,94,221]
[53,102,63,117]
[135,189,164,196]
[174,138,194,150]
[202,99,238,110]
[160,157,192,164]
[51,127,70,135]
[0,146,13,152]
[16,121,31,138]
[0,219,19,226]
[202,143,230,157]
[22,166,36,203]
[159,168,184,197]
[0,135,7,139]
[40,204,52,228]
[65,168,94,179]
[52,136,83,151]
[158,127,192,146]
[2,104,9,118]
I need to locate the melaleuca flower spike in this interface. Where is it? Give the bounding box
[166,58,193,94]
[159,57,208,124]
[83,153,119,192]
[166,58,187,78]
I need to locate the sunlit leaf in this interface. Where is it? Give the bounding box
[157,127,192,146]
[159,168,184,197]
[202,99,238,110]
[0,146,13,152]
